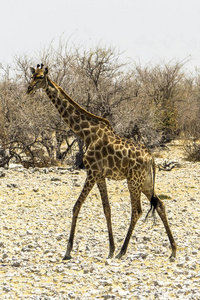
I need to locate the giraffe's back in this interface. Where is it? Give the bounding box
[84,132,152,181]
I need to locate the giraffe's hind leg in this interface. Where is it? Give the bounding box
[155,196,177,258]
[97,178,115,258]
[143,190,177,258]
[116,180,142,259]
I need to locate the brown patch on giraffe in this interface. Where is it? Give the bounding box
[62,100,68,108]
[112,166,119,174]
[122,148,128,157]
[91,163,100,171]
[97,129,103,138]
[69,117,75,126]
[100,123,105,129]
[136,145,141,151]
[108,155,115,168]
[59,106,64,114]
[83,129,91,137]
[102,146,108,157]
[107,145,115,155]
[95,151,102,161]
[109,136,115,143]
[73,115,81,124]
[91,127,98,135]
[116,151,123,159]
[94,143,102,151]
[74,125,80,132]
[115,139,121,144]
[106,169,113,177]
[122,157,129,168]
[67,105,74,115]
[80,114,86,121]
[130,151,136,159]
[115,157,122,169]
[103,138,109,146]
[68,105,74,114]
[85,136,91,145]
[61,110,67,118]
[136,150,141,157]
[85,155,96,165]
[90,120,98,127]
[82,121,89,128]
[57,98,61,106]
[137,157,144,165]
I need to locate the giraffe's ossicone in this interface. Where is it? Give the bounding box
[27,64,177,260]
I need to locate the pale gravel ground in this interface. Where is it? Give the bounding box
[0,142,200,299]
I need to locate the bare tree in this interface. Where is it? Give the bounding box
[1,39,199,166]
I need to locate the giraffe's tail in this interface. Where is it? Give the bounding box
[145,157,159,219]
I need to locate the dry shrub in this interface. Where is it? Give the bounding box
[184,142,200,162]
[1,40,200,166]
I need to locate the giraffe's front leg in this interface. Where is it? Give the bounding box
[63,176,95,260]
[97,179,115,258]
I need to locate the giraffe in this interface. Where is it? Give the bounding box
[27,64,177,260]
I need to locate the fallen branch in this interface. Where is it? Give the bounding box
[157,160,181,171]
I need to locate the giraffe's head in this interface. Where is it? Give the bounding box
[27,64,48,94]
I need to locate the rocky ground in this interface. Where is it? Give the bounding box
[0,141,200,299]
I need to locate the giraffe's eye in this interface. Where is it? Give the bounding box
[38,76,44,79]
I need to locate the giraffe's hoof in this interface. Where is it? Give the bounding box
[115,252,123,259]
[107,252,114,259]
[63,254,72,260]
[169,252,176,261]
[169,247,176,260]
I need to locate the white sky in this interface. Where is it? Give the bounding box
[1,0,200,72]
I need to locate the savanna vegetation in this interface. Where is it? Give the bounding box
[0,40,200,168]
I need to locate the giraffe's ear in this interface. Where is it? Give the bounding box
[44,67,48,75]
[30,67,35,74]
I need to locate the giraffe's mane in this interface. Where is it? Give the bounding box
[50,79,112,128]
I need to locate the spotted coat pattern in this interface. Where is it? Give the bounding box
[27,65,176,260]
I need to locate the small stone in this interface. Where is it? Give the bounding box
[33,186,39,192]
[51,177,60,181]
[103,295,115,299]
[55,234,63,241]
[21,246,31,252]
[7,183,18,188]
[143,236,151,241]
[118,290,130,297]
[177,262,185,267]
[55,266,65,273]
[99,279,112,286]
[154,280,164,287]
[2,253,8,259]
[129,252,148,260]
[68,292,76,299]
[3,286,11,292]
[189,197,197,201]
[12,261,21,267]
[49,257,57,263]
[0,172,5,178]
[26,230,33,235]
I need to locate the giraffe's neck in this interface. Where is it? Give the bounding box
[44,77,112,146]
